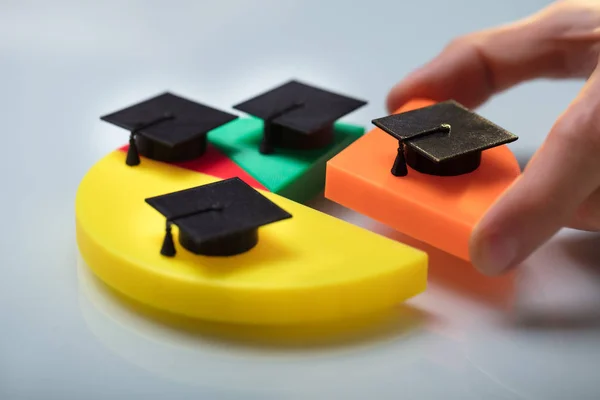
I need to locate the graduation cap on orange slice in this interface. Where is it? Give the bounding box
[372,100,518,176]
[101,92,238,166]
[145,177,292,257]
[233,80,367,154]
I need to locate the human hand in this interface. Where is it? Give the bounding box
[386,0,600,276]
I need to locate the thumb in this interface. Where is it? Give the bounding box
[470,61,600,275]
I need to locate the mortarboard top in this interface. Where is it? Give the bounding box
[145,177,292,257]
[233,80,367,154]
[101,92,238,166]
[372,100,518,177]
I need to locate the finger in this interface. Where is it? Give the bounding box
[386,1,600,113]
[470,59,600,276]
[385,35,496,112]
[567,186,600,231]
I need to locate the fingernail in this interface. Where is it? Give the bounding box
[473,234,518,276]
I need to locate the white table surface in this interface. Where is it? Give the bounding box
[3,1,600,399]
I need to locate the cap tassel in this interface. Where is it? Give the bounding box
[260,124,274,154]
[391,142,408,176]
[126,133,141,166]
[161,221,176,257]
[260,102,304,155]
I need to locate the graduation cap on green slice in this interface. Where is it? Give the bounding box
[233,80,367,154]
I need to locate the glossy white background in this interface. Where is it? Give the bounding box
[2,0,600,399]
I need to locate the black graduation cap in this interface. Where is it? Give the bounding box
[145,177,292,257]
[233,80,367,154]
[101,92,238,166]
[372,100,518,177]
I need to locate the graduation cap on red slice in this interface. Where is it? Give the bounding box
[145,177,292,257]
[372,100,518,177]
[101,92,238,166]
[233,80,367,154]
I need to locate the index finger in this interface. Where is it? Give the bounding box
[386,4,591,112]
